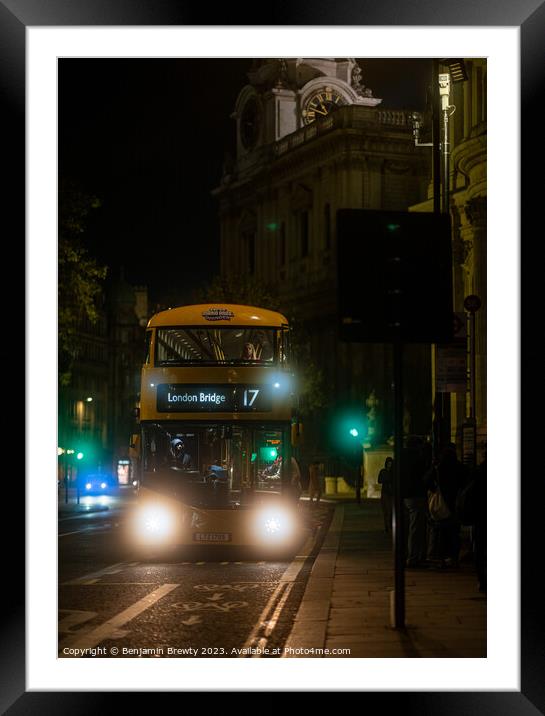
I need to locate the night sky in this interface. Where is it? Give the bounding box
[59,58,431,306]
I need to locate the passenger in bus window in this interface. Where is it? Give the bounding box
[241,342,257,360]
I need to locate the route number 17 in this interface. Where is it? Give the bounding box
[243,389,259,407]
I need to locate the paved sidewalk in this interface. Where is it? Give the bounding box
[58,487,134,518]
[286,499,486,657]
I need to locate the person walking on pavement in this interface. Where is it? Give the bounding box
[425,444,467,567]
[378,457,394,533]
[401,436,429,568]
[308,460,322,505]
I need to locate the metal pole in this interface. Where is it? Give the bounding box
[431,59,442,460]
[442,106,450,214]
[470,310,476,422]
[392,337,405,629]
[470,310,477,466]
[432,59,441,216]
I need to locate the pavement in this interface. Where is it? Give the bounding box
[58,486,135,518]
[285,497,486,657]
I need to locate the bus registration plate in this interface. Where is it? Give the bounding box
[193,532,232,543]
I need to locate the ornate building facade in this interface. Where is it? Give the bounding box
[411,58,487,460]
[213,59,432,464]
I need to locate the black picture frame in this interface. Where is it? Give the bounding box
[9,0,537,709]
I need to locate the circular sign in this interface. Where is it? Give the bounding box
[464,295,482,313]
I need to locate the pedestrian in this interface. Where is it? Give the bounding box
[378,456,394,533]
[308,460,322,504]
[425,444,466,567]
[472,456,487,591]
[401,436,429,568]
[290,455,303,503]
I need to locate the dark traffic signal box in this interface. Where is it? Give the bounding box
[337,209,453,343]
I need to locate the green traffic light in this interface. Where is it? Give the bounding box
[349,428,359,437]
[76,452,84,460]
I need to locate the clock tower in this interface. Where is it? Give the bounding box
[233,58,381,164]
[214,58,430,459]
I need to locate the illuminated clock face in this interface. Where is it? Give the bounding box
[302,87,346,125]
[240,97,260,149]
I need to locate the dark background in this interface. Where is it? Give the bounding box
[59,58,431,305]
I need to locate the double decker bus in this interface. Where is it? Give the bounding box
[127,304,301,556]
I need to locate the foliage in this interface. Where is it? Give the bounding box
[58,182,108,386]
[193,274,326,416]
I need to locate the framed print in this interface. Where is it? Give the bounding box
[5,0,538,709]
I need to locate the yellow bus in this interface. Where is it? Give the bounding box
[127,303,301,556]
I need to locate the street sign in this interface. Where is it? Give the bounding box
[436,312,467,392]
[337,209,453,343]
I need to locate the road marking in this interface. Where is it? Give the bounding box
[59,583,178,654]
[194,583,275,593]
[173,600,248,613]
[240,523,318,657]
[252,582,294,657]
[180,615,202,626]
[59,524,113,537]
[62,562,139,586]
[58,609,97,635]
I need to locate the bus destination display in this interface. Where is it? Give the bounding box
[157,384,272,412]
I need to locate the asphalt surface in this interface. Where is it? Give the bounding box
[59,492,333,658]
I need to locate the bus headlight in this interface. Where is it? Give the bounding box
[255,507,294,543]
[137,504,174,538]
[85,483,92,490]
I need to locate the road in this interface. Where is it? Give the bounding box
[58,490,332,658]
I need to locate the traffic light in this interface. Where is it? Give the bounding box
[337,209,453,343]
[329,410,367,453]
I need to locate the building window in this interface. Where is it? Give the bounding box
[300,211,309,257]
[324,203,331,250]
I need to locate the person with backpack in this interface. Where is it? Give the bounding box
[425,444,467,567]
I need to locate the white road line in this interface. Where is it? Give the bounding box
[241,526,317,656]
[62,562,139,586]
[59,524,113,537]
[59,583,178,654]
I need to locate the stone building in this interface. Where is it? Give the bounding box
[411,58,487,460]
[213,58,432,465]
[58,273,148,481]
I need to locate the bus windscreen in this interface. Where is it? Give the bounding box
[155,327,277,366]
